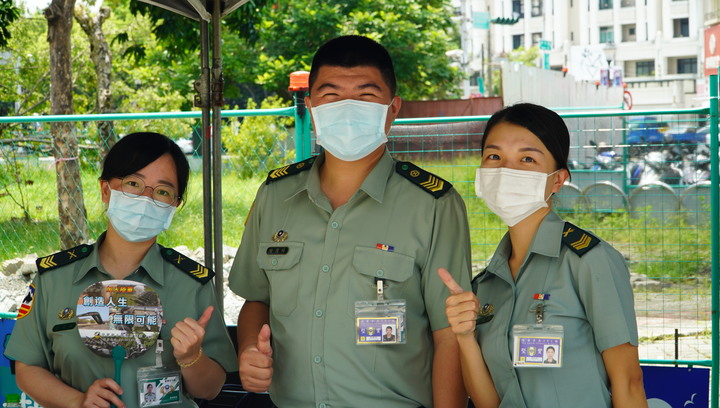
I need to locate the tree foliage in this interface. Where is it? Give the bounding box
[222,95,294,178]
[0,0,20,47]
[127,0,463,101]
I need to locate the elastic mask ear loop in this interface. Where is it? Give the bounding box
[544,169,561,201]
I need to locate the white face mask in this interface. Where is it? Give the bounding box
[312,99,390,161]
[475,167,559,227]
[106,189,176,242]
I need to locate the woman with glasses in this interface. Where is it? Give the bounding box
[6,132,236,408]
[438,104,647,408]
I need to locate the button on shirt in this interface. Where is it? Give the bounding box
[473,211,638,408]
[5,235,238,408]
[229,150,472,407]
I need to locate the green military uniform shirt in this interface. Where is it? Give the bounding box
[5,234,237,408]
[229,150,472,407]
[473,211,639,408]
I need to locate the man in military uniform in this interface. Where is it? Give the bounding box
[229,35,472,407]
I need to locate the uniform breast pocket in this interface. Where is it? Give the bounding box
[347,246,415,316]
[257,242,304,316]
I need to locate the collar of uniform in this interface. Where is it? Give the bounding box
[358,148,393,203]
[290,149,393,204]
[72,232,165,286]
[481,211,564,283]
[527,210,564,258]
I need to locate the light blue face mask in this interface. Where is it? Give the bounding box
[106,189,176,243]
[312,99,390,161]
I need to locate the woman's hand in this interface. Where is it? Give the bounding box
[171,305,213,364]
[81,378,124,408]
[438,267,480,337]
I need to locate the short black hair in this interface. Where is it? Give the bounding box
[309,35,397,96]
[546,346,555,352]
[100,132,190,201]
[482,103,570,176]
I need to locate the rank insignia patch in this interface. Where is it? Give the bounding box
[17,284,36,319]
[395,161,452,198]
[37,244,94,274]
[159,245,215,284]
[265,157,315,184]
[561,222,600,257]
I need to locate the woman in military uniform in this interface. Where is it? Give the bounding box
[439,103,647,408]
[6,132,236,408]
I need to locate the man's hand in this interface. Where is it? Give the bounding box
[239,324,274,392]
[81,378,124,408]
[438,267,480,337]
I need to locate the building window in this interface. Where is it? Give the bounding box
[513,34,524,50]
[600,26,614,43]
[531,0,542,16]
[673,18,689,37]
[599,0,612,9]
[531,32,542,46]
[512,0,524,18]
[677,58,697,74]
[621,0,635,6]
[636,61,654,76]
[622,24,636,41]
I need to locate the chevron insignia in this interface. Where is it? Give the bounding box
[420,175,445,193]
[395,161,452,198]
[265,157,316,184]
[561,222,599,257]
[159,245,214,284]
[37,244,94,274]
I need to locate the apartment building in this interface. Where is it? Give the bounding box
[454,0,705,108]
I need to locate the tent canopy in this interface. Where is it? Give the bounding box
[136,0,250,21]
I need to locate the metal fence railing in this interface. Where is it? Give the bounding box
[0,88,718,406]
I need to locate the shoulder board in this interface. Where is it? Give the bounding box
[265,157,316,185]
[36,244,94,274]
[561,222,600,257]
[159,246,215,285]
[395,161,452,198]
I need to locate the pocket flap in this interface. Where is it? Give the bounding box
[352,246,414,282]
[257,242,303,270]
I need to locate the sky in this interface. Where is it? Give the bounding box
[16,0,51,12]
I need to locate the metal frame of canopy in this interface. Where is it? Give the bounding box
[136,0,251,312]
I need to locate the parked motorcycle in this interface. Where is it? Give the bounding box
[628,146,684,186]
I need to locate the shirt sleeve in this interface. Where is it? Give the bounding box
[573,240,639,352]
[195,280,238,373]
[421,189,473,331]
[4,276,52,368]
[228,183,270,303]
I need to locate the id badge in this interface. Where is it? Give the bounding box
[354,299,406,345]
[137,366,182,406]
[512,324,563,368]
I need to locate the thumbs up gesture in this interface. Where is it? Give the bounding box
[438,268,480,337]
[239,324,274,392]
[171,305,214,366]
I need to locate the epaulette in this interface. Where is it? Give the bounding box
[561,222,600,257]
[36,244,94,274]
[395,161,452,198]
[265,157,316,184]
[159,245,215,284]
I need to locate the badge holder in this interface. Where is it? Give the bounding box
[354,279,406,345]
[137,340,182,407]
[512,303,563,368]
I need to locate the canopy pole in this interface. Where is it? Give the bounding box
[211,0,225,312]
[197,18,214,289]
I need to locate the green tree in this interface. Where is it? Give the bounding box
[128,0,462,101]
[507,46,540,67]
[222,95,294,178]
[0,0,20,47]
